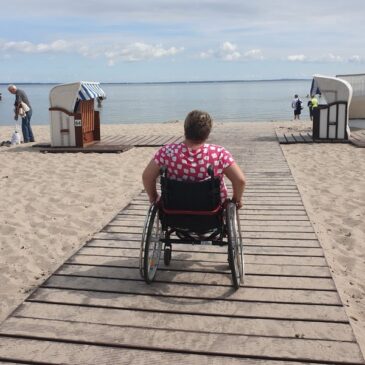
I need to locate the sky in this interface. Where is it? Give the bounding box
[1,0,365,83]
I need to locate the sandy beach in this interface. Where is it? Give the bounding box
[0,121,364,356]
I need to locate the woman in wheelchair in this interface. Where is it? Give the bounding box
[140,110,246,289]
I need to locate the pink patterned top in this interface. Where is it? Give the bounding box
[154,142,235,201]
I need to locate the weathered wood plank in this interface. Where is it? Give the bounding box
[42,276,342,304]
[56,265,335,290]
[284,134,296,143]
[0,337,282,365]
[300,133,313,143]
[76,248,328,265]
[79,246,324,259]
[86,239,321,251]
[1,315,361,363]
[8,303,353,342]
[28,287,346,321]
[103,224,314,233]
[108,219,313,227]
[94,231,317,241]
[85,242,323,257]
[67,256,331,277]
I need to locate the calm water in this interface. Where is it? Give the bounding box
[0,80,312,126]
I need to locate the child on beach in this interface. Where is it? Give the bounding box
[142,110,246,208]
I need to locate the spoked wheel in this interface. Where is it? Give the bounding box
[164,244,172,266]
[139,203,162,283]
[226,201,244,290]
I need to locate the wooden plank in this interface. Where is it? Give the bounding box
[28,287,346,321]
[108,219,313,227]
[86,238,321,250]
[7,304,354,342]
[1,315,361,363]
[122,204,306,211]
[292,134,305,143]
[56,265,335,290]
[242,232,317,239]
[241,209,306,214]
[0,337,276,365]
[39,145,133,154]
[95,230,307,241]
[42,276,341,304]
[243,238,320,247]
[79,245,324,259]
[276,131,287,144]
[240,215,308,220]
[284,134,296,143]
[67,256,331,277]
[102,225,315,234]
[85,241,323,257]
[95,231,318,241]
[75,248,327,266]
[300,133,313,143]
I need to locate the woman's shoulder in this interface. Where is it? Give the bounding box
[206,144,230,152]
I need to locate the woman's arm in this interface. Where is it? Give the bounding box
[142,159,161,203]
[224,162,246,209]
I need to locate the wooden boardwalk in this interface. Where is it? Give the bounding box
[276,129,365,148]
[36,135,184,153]
[0,126,364,364]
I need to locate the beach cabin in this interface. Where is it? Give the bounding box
[49,82,106,147]
[310,75,352,141]
[336,73,365,129]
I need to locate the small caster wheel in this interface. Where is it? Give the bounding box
[164,245,172,266]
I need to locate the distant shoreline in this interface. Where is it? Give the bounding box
[0,79,310,86]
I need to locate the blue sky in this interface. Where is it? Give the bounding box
[1,0,365,82]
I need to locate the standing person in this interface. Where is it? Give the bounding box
[291,94,303,120]
[7,84,35,143]
[142,110,246,208]
[307,98,313,121]
[311,95,318,110]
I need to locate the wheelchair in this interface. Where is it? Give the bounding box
[139,166,244,290]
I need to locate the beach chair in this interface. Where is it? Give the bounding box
[139,166,244,290]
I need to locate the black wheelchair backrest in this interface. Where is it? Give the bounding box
[160,166,221,212]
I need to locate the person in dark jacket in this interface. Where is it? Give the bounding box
[8,84,35,143]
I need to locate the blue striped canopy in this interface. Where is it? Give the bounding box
[78,82,106,101]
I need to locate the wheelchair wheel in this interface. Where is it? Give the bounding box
[139,203,162,283]
[226,201,244,290]
[164,244,172,266]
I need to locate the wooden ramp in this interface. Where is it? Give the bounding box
[0,126,364,364]
[276,130,313,144]
[35,135,184,153]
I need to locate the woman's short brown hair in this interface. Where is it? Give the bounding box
[184,110,212,142]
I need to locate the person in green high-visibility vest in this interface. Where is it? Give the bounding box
[307,95,319,121]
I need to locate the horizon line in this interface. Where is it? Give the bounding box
[0,78,311,85]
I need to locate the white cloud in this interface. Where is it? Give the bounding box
[0,39,184,65]
[199,42,263,61]
[219,42,240,61]
[104,42,184,65]
[349,55,365,63]
[221,42,237,53]
[243,49,263,60]
[287,53,363,63]
[0,40,73,53]
[199,49,214,59]
[288,54,307,62]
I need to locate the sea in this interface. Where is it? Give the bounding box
[0,80,312,126]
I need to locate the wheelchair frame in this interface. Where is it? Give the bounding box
[139,168,244,290]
